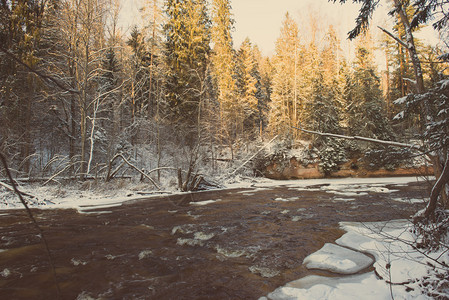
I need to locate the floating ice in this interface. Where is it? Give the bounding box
[71,258,87,266]
[249,266,280,278]
[176,231,215,247]
[138,250,153,260]
[190,199,221,206]
[215,245,247,258]
[332,198,356,202]
[171,224,195,235]
[194,232,215,241]
[291,216,301,222]
[391,198,424,204]
[274,197,297,202]
[1,268,11,278]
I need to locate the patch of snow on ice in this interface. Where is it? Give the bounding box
[303,243,373,274]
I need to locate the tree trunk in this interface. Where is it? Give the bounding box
[425,152,449,219]
[392,0,447,217]
[393,0,425,94]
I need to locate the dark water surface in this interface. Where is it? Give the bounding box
[0,179,429,299]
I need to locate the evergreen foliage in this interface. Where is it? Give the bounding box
[236,38,263,138]
[348,36,394,141]
[163,0,211,133]
[210,0,238,142]
[269,13,301,138]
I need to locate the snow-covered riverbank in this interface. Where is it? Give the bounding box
[1,175,429,211]
[262,219,449,299]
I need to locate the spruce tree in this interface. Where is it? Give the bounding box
[349,34,393,141]
[236,38,261,139]
[163,0,211,136]
[210,0,238,142]
[269,13,301,138]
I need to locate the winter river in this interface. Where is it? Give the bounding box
[0,177,429,299]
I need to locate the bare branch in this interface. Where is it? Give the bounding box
[227,135,279,177]
[106,154,160,190]
[0,46,79,94]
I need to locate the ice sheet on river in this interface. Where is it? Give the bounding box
[303,243,373,274]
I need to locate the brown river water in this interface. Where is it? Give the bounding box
[0,179,430,299]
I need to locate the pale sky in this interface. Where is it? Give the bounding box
[231,0,364,56]
[118,0,438,63]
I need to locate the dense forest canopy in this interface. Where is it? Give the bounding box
[0,0,448,215]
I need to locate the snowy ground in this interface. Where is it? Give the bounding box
[1,176,447,299]
[0,175,429,211]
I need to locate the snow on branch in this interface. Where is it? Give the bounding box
[378,26,408,49]
[403,77,417,86]
[393,95,409,105]
[291,126,422,151]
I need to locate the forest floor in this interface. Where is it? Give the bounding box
[0,176,448,299]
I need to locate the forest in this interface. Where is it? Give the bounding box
[2,0,449,298]
[0,0,448,215]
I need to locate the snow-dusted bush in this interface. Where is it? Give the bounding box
[318,139,347,175]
